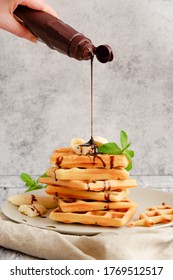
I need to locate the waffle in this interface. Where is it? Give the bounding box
[50,152,129,169]
[46,167,129,181]
[54,147,72,153]
[46,185,129,201]
[128,202,173,227]
[49,206,137,227]
[58,197,137,212]
[39,177,137,191]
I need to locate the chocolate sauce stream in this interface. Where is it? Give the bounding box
[79,56,98,155]
[91,56,94,139]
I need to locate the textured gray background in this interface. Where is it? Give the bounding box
[0,0,173,176]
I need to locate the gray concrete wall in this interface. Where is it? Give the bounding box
[0,0,173,176]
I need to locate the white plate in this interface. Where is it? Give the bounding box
[2,188,173,235]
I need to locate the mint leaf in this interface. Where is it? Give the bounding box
[20,173,35,187]
[98,130,135,171]
[98,142,122,155]
[36,172,48,183]
[120,130,128,149]
[25,185,43,192]
[123,150,133,171]
[125,149,134,158]
[39,173,48,178]
[122,143,131,152]
[126,160,133,171]
[20,172,47,192]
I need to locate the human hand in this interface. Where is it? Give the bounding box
[0,0,57,42]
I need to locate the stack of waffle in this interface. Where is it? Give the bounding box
[39,143,138,227]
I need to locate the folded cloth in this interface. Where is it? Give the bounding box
[0,212,173,260]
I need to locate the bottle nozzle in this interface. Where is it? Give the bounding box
[82,45,94,60]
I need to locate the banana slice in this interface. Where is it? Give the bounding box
[18,203,46,217]
[93,136,108,147]
[71,138,86,154]
[8,193,57,208]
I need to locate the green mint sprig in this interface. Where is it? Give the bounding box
[98,130,134,171]
[20,172,48,192]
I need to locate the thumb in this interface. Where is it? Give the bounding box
[1,14,37,42]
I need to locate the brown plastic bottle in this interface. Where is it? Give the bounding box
[14,5,114,63]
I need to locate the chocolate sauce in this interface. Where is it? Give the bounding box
[79,138,98,156]
[102,181,106,191]
[87,183,90,191]
[93,155,106,167]
[91,57,94,138]
[79,58,110,171]
[108,181,111,190]
[110,156,114,169]
[31,205,41,216]
[101,181,111,191]
[46,225,56,228]
[31,194,37,204]
[56,156,63,168]
[54,169,57,181]
[79,57,98,156]
[104,193,110,201]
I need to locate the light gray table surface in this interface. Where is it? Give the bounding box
[0,175,173,260]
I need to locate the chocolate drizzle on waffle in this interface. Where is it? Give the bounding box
[54,153,117,169]
[93,155,106,167]
[87,183,90,191]
[104,193,110,201]
[79,136,98,155]
[86,180,118,192]
[110,156,114,169]
[54,168,57,181]
[79,136,107,167]
[56,156,63,168]
[52,148,129,169]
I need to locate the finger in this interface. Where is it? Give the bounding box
[0,14,37,42]
[20,0,58,17]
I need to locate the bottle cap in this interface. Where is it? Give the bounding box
[95,45,114,63]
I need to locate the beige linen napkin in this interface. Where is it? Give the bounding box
[0,212,173,260]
